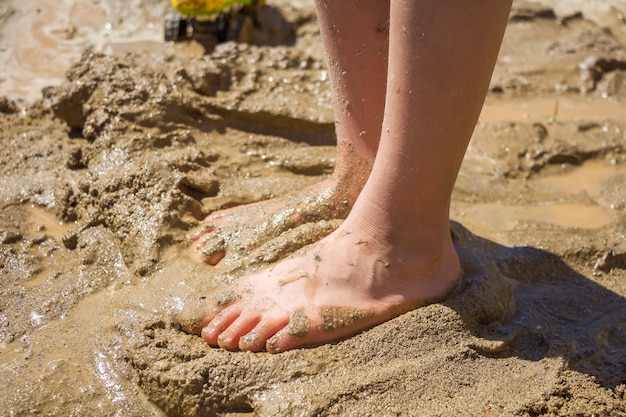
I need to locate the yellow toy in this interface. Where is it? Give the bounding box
[165,0,264,44]
[172,0,256,16]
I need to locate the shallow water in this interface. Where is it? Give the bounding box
[536,160,626,208]
[0,0,164,101]
[458,161,626,238]
[27,205,75,241]
[480,97,626,123]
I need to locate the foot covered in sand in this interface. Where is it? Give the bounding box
[192,178,353,265]
[188,207,462,353]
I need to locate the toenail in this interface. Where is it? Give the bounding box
[217,333,232,346]
[201,323,219,339]
[240,331,259,348]
[266,336,281,353]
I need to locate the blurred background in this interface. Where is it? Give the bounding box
[0,0,625,102]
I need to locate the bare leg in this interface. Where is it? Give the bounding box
[193,0,389,265]
[188,0,512,352]
[317,0,389,200]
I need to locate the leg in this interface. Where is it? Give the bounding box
[193,0,389,265]
[188,0,512,352]
[316,0,389,202]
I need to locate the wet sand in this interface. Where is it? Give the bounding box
[1,0,626,416]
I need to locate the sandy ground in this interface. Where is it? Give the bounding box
[1,0,626,416]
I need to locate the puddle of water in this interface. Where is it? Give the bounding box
[534,160,626,199]
[480,97,626,123]
[0,0,164,101]
[461,203,613,231]
[27,205,74,241]
[456,161,625,238]
[0,1,98,100]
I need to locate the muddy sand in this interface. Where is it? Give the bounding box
[1,0,626,416]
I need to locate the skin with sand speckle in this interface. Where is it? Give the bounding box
[320,306,374,332]
[286,309,311,337]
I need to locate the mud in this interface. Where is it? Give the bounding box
[286,308,310,337]
[320,306,374,332]
[1,0,626,416]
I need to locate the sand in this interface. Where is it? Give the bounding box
[1,0,626,416]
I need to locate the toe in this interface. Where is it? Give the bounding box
[205,250,226,266]
[264,307,386,353]
[265,312,319,354]
[266,327,343,354]
[239,317,289,352]
[190,225,215,241]
[266,329,304,354]
[195,237,226,265]
[201,305,241,346]
[216,313,261,351]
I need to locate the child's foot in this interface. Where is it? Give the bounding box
[186,201,462,353]
[192,177,357,266]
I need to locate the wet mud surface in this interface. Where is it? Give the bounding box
[1,0,626,416]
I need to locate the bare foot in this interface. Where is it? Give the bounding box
[186,203,462,353]
[192,176,357,266]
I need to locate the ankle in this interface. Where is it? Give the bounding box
[331,158,374,207]
[346,199,459,276]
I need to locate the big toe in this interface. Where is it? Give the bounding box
[195,237,226,265]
